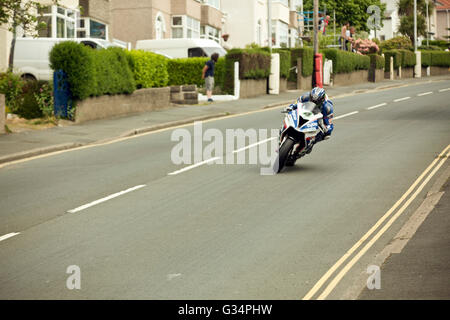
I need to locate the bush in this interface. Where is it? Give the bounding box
[380,36,413,52]
[273,49,291,78]
[418,45,443,51]
[127,50,169,88]
[383,50,402,71]
[430,51,450,67]
[167,57,207,87]
[288,47,314,80]
[0,72,23,113]
[353,39,380,54]
[214,57,226,90]
[428,40,450,50]
[321,49,370,74]
[369,54,385,70]
[15,80,51,119]
[421,51,432,67]
[223,48,271,94]
[49,41,95,100]
[50,42,135,100]
[399,49,416,67]
[92,47,136,96]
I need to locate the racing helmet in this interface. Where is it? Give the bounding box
[310,87,326,105]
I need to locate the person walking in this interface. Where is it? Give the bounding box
[202,53,219,102]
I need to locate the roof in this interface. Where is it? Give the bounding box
[436,0,450,10]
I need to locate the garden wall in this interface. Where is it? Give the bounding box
[75,87,170,123]
[239,79,267,99]
[333,70,369,87]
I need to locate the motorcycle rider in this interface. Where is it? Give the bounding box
[286,86,334,144]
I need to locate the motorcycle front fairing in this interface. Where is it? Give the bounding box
[280,102,324,153]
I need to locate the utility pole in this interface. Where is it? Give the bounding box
[268,0,272,53]
[313,0,319,54]
[414,0,417,51]
[426,0,429,47]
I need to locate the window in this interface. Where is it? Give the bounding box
[279,21,288,47]
[201,25,220,43]
[37,5,78,38]
[90,19,106,39]
[272,20,289,48]
[203,0,220,9]
[77,18,108,40]
[187,16,200,38]
[171,16,200,39]
[188,47,207,57]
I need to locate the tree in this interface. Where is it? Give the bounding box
[0,0,58,71]
[302,0,386,32]
[397,0,434,45]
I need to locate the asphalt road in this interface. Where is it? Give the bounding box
[0,80,449,299]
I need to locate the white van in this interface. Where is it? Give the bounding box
[135,38,226,59]
[13,37,124,81]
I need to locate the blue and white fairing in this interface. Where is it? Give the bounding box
[280,101,324,151]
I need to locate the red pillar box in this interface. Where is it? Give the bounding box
[314,53,323,88]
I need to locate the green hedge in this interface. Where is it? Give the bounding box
[273,49,291,78]
[383,50,403,71]
[167,57,206,87]
[430,51,450,67]
[126,50,169,88]
[428,40,450,50]
[167,57,226,90]
[50,42,135,100]
[369,54,385,70]
[384,49,450,69]
[321,49,370,74]
[421,51,432,67]
[399,49,416,67]
[223,48,271,94]
[288,47,314,80]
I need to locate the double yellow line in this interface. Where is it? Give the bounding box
[303,144,450,300]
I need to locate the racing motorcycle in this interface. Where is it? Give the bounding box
[277,100,325,173]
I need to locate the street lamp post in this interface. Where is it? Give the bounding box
[414,0,417,51]
[268,0,272,54]
[313,0,319,54]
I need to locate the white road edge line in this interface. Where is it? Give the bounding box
[417,92,433,96]
[438,88,450,92]
[334,111,359,120]
[366,103,387,110]
[0,232,20,242]
[393,97,411,102]
[67,185,147,213]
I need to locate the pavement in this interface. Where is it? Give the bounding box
[358,174,450,300]
[0,75,449,300]
[1,75,449,164]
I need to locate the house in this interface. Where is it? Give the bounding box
[110,0,225,48]
[0,0,117,72]
[436,0,450,41]
[221,0,301,49]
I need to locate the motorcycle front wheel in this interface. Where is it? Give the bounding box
[277,138,295,173]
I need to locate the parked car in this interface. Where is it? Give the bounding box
[135,38,226,59]
[13,37,124,81]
